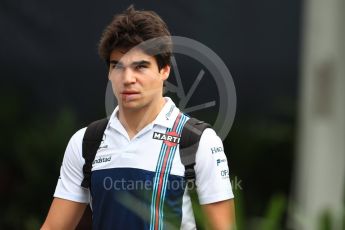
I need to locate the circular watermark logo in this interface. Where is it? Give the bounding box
[105,36,236,140]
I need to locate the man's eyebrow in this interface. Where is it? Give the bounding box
[131,60,151,66]
[109,60,120,65]
[109,60,151,66]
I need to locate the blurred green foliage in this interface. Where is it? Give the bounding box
[258,194,287,230]
[0,92,78,229]
[234,187,287,230]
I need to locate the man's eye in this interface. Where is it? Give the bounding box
[136,65,147,70]
[112,64,123,69]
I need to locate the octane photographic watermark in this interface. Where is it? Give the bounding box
[103,176,243,191]
[105,36,237,140]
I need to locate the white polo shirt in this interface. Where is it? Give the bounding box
[54,97,234,230]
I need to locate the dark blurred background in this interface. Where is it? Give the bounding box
[1,0,303,229]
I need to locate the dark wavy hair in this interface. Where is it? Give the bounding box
[98,5,172,70]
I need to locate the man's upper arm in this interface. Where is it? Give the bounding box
[194,128,234,204]
[54,128,90,203]
[43,128,90,229]
[194,128,236,228]
[41,198,87,230]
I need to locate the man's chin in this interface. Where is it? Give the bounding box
[120,101,143,110]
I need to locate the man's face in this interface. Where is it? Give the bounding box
[108,47,170,110]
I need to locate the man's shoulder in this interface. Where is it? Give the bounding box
[67,127,87,146]
[198,127,223,148]
[180,115,216,138]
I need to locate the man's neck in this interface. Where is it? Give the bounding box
[118,97,166,139]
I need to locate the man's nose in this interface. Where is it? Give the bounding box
[122,68,136,84]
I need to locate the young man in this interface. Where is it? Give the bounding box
[42,6,235,230]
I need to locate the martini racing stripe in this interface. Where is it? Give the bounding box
[150,113,188,230]
[152,114,181,230]
[150,133,168,229]
[158,114,187,230]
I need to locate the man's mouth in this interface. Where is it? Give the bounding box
[121,91,140,102]
[121,90,140,95]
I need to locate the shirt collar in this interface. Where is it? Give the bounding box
[153,97,180,128]
[108,97,180,132]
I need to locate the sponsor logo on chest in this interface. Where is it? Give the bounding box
[93,156,112,165]
[152,131,180,147]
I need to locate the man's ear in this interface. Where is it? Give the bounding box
[160,65,170,81]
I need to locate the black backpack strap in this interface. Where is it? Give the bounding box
[180,117,211,228]
[81,118,109,189]
[180,117,211,182]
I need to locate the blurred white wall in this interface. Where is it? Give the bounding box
[291,0,345,229]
